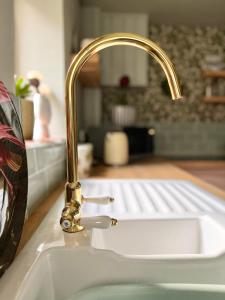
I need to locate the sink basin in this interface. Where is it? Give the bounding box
[2,179,225,300]
[13,246,225,300]
[68,283,225,300]
[92,216,225,258]
[11,214,225,300]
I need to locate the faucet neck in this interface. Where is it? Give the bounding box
[65,33,181,190]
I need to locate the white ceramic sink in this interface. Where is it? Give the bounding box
[11,246,225,300]
[2,179,225,300]
[92,216,225,258]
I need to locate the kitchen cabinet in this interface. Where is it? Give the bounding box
[80,7,149,87]
[101,12,149,86]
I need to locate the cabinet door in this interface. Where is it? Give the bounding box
[100,13,149,87]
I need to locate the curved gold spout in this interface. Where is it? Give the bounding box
[61,33,182,233]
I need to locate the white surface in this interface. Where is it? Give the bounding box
[92,217,225,258]
[1,179,225,300]
[8,244,225,300]
[81,179,225,217]
[81,216,114,229]
[14,0,73,137]
[26,142,66,215]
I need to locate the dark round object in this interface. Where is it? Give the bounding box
[119,75,130,88]
[0,81,28,277]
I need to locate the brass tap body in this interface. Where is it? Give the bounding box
[61,33,182,233]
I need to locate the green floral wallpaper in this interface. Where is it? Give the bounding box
[102,25,225,123]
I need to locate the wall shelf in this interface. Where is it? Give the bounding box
[202,70,225,78]
[203,96,225,103]
[202,70,225,103]
[71,53,100,87]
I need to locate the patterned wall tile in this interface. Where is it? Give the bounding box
[102,25,225,123]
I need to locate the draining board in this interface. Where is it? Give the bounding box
[81,179,225,218]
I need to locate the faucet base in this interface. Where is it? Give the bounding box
[62,223,84,233]
[60,203,84,233]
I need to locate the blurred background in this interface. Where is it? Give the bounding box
[1,0,225,185]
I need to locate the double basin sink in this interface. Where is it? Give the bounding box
[2,180,225,299]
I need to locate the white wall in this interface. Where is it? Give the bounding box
[0,0,14,91]
[14,0,66,137]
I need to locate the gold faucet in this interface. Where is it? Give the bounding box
[60,33,182,233]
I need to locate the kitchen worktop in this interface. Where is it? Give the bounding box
[18,159,225,252]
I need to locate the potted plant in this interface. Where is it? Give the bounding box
[15,77,34,140]
[111,75,136,127]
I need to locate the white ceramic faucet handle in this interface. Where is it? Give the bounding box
[82,196,114,205]
[80,216,117,229]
